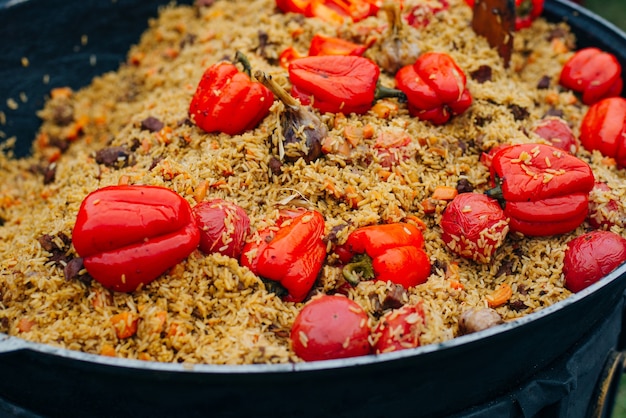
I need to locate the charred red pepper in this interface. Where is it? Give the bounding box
[440,193,509,263]
[579,97,626,168]
[336,223,431,289]
[188,52,273,135]
[290,294,372,361]
[563,230,626,293]
[276,0,380,24]
[372,303,425,354]
[395,52,472,125]
[72,185,200,292]
[240,210,327,302]
[464,0,543,30]
[192,199,250,259]
[309,34,368,57]
[289,55,405,115]
[559,48,623,105]
[486,143,595,236]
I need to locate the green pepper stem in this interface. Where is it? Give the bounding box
[342,253,376,286]
[484,183,503,200]
[235,51,252,77]
[375,83,407,102]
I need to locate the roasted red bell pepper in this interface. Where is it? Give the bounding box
[309,34,368,57]
[464,0,543,30]
[563,230,626,293]
[289,55,405,115]
[486,143,595,236]
[188,52,273,135]
[240,210,327,302]
[395,52,472,125]
[559,47,623,105]
[336,223,431,288]
[440,193,509,263]
[72,185,200,292]
[276,0,380,24]
[532,117,578,154]
[579,97,626,168]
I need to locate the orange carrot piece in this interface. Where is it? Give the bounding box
[432,186,458,201]
[100,344,116,357]
[421,198,437,214]
[486,283,512,308]
[17,317,35,333]
[50,87,73,100]
[111,312,139,339]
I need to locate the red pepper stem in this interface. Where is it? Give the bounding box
[375,83,407,102]
[254,70,300,109]
[484,183,504,200]
[342,253,376,286]
[235,51,253,77]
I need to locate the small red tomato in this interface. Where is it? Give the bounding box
[563,230,626,293]
[532,117,578,154]
[372,303,426,354]
[587,182,623,230]
[579,97,626,168]
[440,193,510,263]
[192,199,250,259]
[406,0,449,28]
[291,295,372,361]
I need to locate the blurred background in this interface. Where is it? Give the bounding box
[581,2,626,417]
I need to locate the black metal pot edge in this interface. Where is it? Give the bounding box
[1,262,624,375]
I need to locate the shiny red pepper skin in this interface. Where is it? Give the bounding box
[289,55,382,115]
[559,48,623,105]
[240,210,326,302]
[72,185,200,292]
[290,294,372,361]
[487,143,595,236]
[395,52,472,125]
[563,230,626,293]
[276,0,380,24]
[580,97,626,168]
[192,199,250,259]
[337,223,431,288]
[464,0,543,30]
[188,61,273,135]
[308,34,368,57]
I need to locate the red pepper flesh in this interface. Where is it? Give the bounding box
[241,210,327,302]
[289,55,383,115]
[559,47,623,105]
[338,223,431,288]
[308,34,368,57]
[72,185,200,292]
[193,199,250,259]
[395,52,472,125]
[580,97,626,168]
[189,60,274,135]
[487,143,595,236]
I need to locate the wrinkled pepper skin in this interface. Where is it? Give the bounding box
[241,210,327,302]
[559,47,623,105]
[487,143,595,236]
[395,52,472,125]
[289,55,383,115]
[189,61,274,135]
[580,97,626,168]
[337,223,431,288]
[563,230,626,293]
[72,185,200,292]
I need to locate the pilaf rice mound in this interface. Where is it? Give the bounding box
[0,0,625,364]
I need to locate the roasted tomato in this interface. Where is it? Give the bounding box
[562,230,626,293]
[372,303,426,354]
[192,199,250,259]
[290,294,371,361]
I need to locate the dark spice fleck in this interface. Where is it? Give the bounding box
[43,164,56,185]
[474,115,492,127]
[327,224,348,245]
[496,258,515,277]
[507,300,528,311]
[508,104,529,121]
[536,75,551,90]
[543,107,564,118]
[268,156,283,176]
[382,284,407,310]
[95,146,135,169]
[456,178,474,194]
[52,104,74,126]
[140,116,165,133]
[469,65,493,83]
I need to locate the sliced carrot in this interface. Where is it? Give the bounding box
[431,186,458,201]
[486,283,512,308]
[404,214,427,232]
[602,157,617,167]
[345,185,362,209]
[343,125,364,147]
[100,344,116,357]
[50,87,73,100]
[370,101,398,119]
[194,180,209,203]
[118,175,131,186]
[377,169,393,181]
[111,312,139,339]
[17,317,35,333]
[421,198,437,214]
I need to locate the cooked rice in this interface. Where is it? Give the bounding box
[0,0,624,365]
